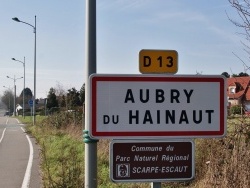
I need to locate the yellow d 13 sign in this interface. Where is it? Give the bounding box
[139,49,178,74]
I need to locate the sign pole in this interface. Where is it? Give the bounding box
[84,0,98,188]
[151,182,161,188]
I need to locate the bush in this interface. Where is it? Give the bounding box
[230,105,242,115]
[191,118,250,188]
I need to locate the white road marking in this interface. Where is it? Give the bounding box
[21,127,34,188]
[0,128,6,143]
[0,118,8,143]
[1,118,34,187]
[15,118,20,124]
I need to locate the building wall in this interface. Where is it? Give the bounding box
[228,99,240,106]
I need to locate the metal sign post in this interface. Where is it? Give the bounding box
[28,99,33,119]
[84,0,98,188]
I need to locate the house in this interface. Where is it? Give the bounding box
[227,76,250,111]
[16,104,23,115]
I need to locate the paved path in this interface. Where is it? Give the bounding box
[0,116,42,188]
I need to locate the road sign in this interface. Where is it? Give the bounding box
[89,74,226,139]
[28,99,33,107]
[139,49,178,74]
[110,140,195,182]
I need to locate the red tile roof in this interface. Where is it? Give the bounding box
[227,77,250,100]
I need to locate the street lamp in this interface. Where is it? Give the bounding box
[6,75,23,116]
[12,57,25,118]
[3,86,11,116]
[12,16,36,125]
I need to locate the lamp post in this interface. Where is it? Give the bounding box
[6,75,23,116]
[12,16,36,125]
[3,86,11,116]
[12,57,25,118]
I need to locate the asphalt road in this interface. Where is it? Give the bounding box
[0,103,42,187]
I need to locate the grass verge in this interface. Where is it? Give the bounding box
[17,115,250,188]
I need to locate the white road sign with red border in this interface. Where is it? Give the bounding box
[89,74,226,139]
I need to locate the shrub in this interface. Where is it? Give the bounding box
[230,105,242,115]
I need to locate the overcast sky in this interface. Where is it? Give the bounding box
[0,0,247,98]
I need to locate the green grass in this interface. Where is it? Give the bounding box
[27,123,84,188]
[17,115,46,125]
[21,116,158,188]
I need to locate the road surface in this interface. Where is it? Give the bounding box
[0,103,42,187]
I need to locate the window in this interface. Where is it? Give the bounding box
[229,87,235,94]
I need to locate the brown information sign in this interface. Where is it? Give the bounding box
[110,140,194,182]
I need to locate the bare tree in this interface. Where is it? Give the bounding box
[54,81,66,97]
[54,81,66,108]
[196,70,203,75]
[228,0,250,39]
[228,0,250,72]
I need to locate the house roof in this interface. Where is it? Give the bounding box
[227,77,250,100]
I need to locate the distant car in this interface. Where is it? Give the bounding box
[4,111,9,116]
[4,111,13,116]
